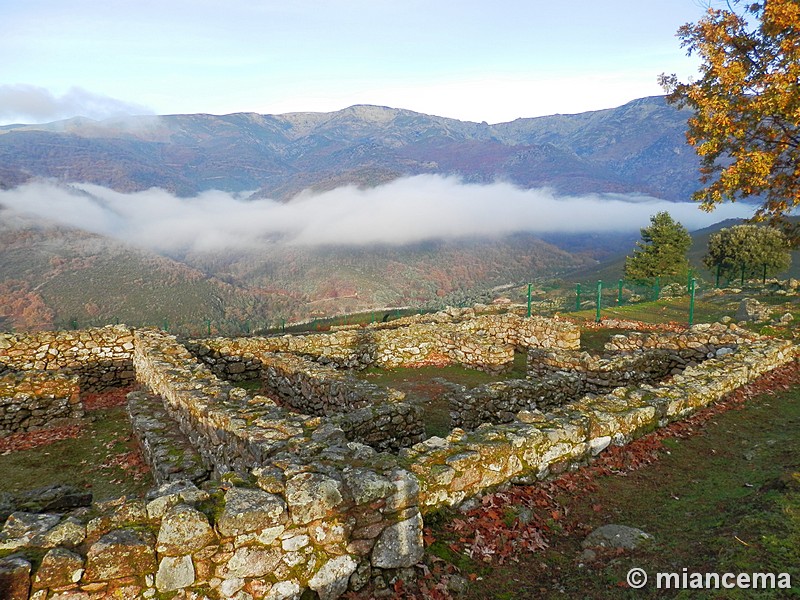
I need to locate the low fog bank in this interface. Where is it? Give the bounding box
[0,176,755,253]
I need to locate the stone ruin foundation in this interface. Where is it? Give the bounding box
[0,308,795,599]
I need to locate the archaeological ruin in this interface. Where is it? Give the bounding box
[0,306,795,599]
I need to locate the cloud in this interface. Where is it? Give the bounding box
[0,176,756,253]
[0,84,154,124]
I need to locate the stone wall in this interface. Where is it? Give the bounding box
[258,352,403,416]
[405,336,796,511]
[0,315,796,600]
[0,371,81,437]
[449,374,582,430]
[451,323,753,432]
[527,348,679,392]
[126,390,211,485]
[0,470,424,600]
[3,321,430,599]
[603,322,750,357]
[132,328,312,478]
[0,326,135,392]
[133,330,423,470]
[191,312,580,375]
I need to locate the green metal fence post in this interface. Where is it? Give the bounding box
[595,280,602,323]
[617,279,623,305]
[576,283,581,311]
[689,278,696,326]
[281,318,286,333]
[654,276,661,301]
[205,319,211,336]
[741,263,746,286]
[527,283,532,317]
[762,263,767,285]
[716,263,721,288]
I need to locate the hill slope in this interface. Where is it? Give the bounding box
[0,212,591,333]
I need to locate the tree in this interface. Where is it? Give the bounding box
[704,223,791,283]
[659,0,800,231]
[624,212,692,283]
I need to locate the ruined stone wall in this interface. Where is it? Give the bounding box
[0,468,425,600]
[603,322,751,357]
[132,329,309,477]
[1,316,796,600]
[0,326,135,392]
[449,324,756,432]
[134,330,423,469]
[527,348,679,392]
[449,374,582,430]
[126,390,211,486]
[330,401,425,453]
[406,336,796,511]
[191,311,580,375]
[259,352,403,415]
[0,371,81,437]
[257,352,426,451]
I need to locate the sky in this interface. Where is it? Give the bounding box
[0,0,716,125]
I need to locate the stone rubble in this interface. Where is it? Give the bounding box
[0,309,795,599]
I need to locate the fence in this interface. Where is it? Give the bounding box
[2,274,790,338]
[562,276,699,325]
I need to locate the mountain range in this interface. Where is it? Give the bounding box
[0,96,698,201]
[0,96,707,332]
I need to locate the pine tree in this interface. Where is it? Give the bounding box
[624,212,691,284]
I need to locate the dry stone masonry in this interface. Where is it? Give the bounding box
[0,310,796,600]
[190,311,580,375]
[0,371,81,437]
[0,326,134,437]
[0,326,135,392]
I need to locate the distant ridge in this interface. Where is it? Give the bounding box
[0,96,699,201]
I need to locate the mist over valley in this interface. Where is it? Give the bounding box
[0,98,756,332]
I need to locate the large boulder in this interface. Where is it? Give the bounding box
[216,487,287,536]
[84,528,157,581]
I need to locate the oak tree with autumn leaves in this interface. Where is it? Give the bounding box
[660,0,800,233]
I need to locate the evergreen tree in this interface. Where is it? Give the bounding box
[624,212,691,284]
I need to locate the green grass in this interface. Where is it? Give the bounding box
[359,353,528,438]
[567,296,734,326]
[456,378,800,599]
[0,406,152,501]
